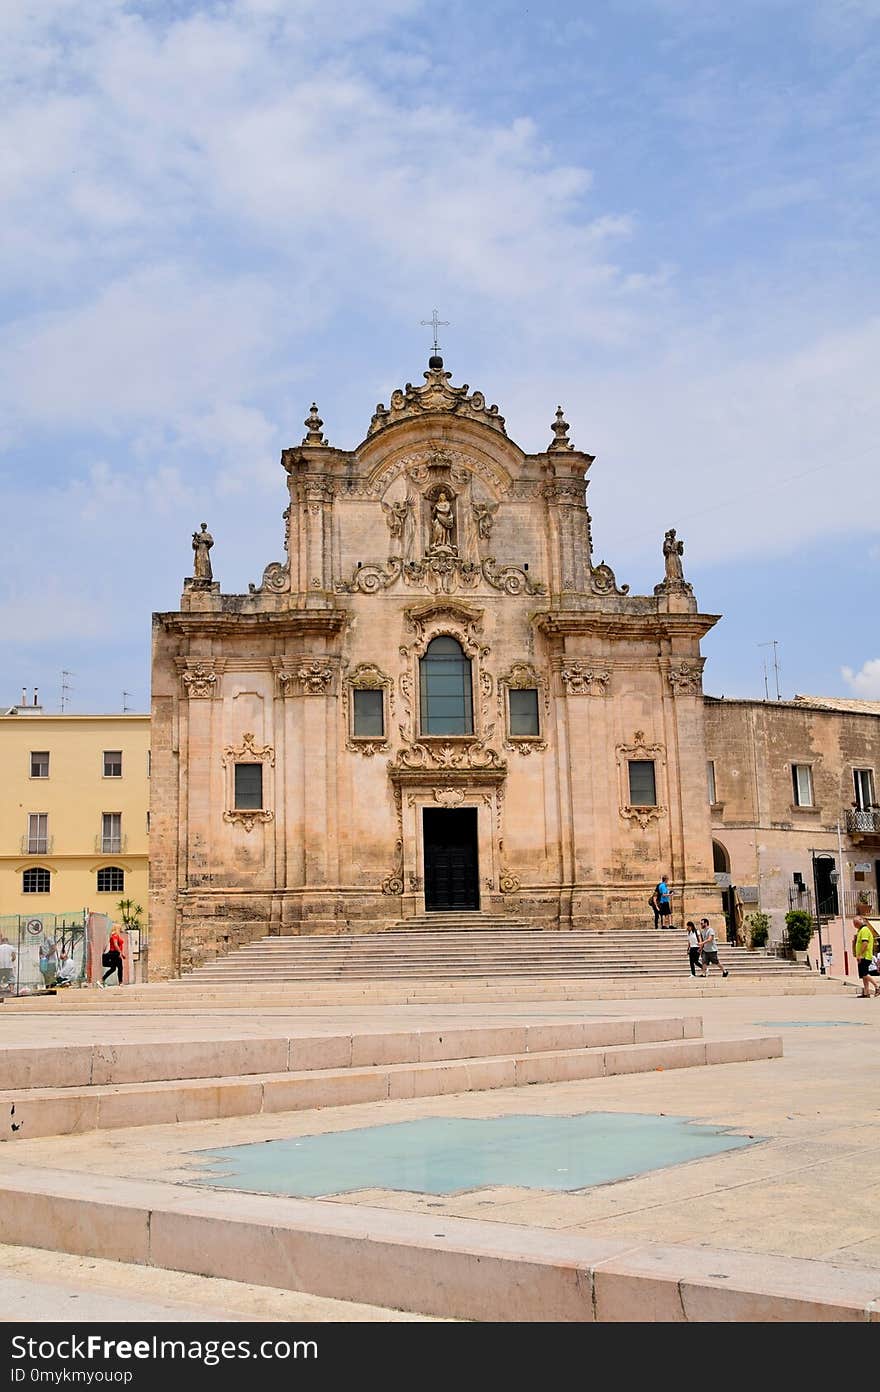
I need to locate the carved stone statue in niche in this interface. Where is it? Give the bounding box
[382,498,410,540]
[430,491,456,552]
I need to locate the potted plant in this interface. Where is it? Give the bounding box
[784,908,814,962]
[746,911,770,951]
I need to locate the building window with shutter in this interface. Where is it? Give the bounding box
[103,750,123,778]
[101,813,122,854]
[628,760,657,807]
[791,764,814,808]
[26,813,48,855]
[30,751,49,778]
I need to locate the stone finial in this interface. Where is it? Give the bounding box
[302,403,327,447]
[549,406,573,452]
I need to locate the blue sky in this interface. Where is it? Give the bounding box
[2,0,879,712]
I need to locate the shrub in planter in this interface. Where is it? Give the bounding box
[746,911,770,950]
[784,909,814,953]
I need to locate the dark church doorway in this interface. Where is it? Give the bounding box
[423,808,480,911]
[813,854,838,918]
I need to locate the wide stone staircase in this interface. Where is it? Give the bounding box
[179,914,812,985]
[0,1014,781,1143]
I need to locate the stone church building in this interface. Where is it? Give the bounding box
[150,355,725,977]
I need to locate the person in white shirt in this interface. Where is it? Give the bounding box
[56,950,78,986]
[0,936,15,992]
[686,921,702,977]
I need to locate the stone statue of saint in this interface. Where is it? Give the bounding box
[192,522,214,581]
[662,528,684,583]
[430,492,455,550]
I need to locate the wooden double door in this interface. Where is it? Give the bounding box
[423,808,480,911]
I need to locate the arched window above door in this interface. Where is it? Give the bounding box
[419,636,473,736]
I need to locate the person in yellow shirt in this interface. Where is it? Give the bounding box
[853,917,877,998]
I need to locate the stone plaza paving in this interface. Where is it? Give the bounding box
[0,983,878,1320]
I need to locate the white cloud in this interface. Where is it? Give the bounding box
[842,660,880,699]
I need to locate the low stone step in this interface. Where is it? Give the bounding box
[0,1032,781,1141]
[0,1168,869,1322]
[0,1017,700,1090]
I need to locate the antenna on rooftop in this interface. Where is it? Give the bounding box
[759,640,781,700]
[122,691,132,713]
[61,670,75,713]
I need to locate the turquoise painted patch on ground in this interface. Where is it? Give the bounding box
[754,1021,866,1028]
[191,1112,758,1197]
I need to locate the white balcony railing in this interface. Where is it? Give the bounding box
[94,835,127,855]
[20,835,52,855]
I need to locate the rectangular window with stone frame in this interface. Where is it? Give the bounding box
[508,688,540,737]
[234,763,263,810]
[353,688,384,738]
[628,760,657,807]
[791,763,814,808]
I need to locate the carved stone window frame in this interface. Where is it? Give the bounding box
[498,661,549,754]
[221,732,275,832]
[343,663,393,755]
[398,601,494,748]
[616,730,667,829]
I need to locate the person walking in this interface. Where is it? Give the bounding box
[655,875,673,929]
[98,927,126,988]
[686,921,702,977]
[699,918,729,978]
[852,916,877,998]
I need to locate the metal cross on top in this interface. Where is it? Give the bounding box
[420,308,449,357]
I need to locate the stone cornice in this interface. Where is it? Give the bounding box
[533,610,720,642]
[154,610,348,638]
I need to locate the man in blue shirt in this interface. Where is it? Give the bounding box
[655,875,672,928]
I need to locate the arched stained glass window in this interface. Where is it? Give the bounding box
[419,636,473,736]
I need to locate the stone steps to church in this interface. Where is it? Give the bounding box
[0,1015,783,1142]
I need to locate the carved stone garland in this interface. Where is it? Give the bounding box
[180,662,219,698]
[221,733,275,832]
[277,661,337,697]
[559,662,611,697]
[616,730,666,830]
[667,661,704,696]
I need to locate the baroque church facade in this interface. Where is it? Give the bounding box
[150,356,722,977]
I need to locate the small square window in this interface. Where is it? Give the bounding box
[353,688,384,738]
[97,866,124,893]
[792,764,814,807]
[509,688,540,737]
[103,750,123,778]
[30,751,49,778]
[234,763,263,810]
[23,867,50,894]
[629,760,657,806]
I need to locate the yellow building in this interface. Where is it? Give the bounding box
[0,696,149,925]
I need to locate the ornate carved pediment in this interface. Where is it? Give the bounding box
[368,364,507,438]
[589,562,629,596]
[390,738,505,774]
[403,600,485,653]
